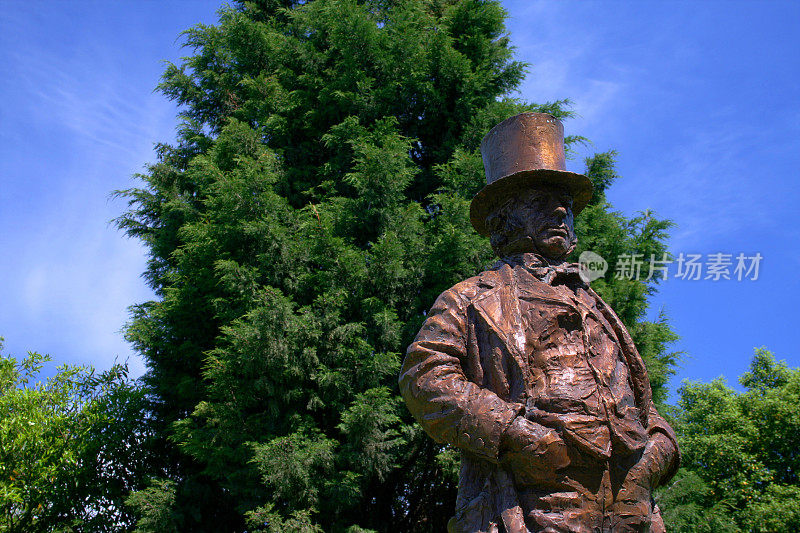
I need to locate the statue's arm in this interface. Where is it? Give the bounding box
[399,287,524,463]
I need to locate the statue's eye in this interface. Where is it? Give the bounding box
[526,195,546,208]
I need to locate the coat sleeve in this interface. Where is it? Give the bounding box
[399,287,524,463]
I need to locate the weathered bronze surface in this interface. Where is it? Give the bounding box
[399,113,679,532]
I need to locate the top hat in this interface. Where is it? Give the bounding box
[470,113,593,236]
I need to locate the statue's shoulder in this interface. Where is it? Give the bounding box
[440,263,510,303]
[584,286,613,312]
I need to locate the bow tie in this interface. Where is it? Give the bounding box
[502,253,584,285]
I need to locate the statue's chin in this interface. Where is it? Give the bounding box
[499,236,573,260]
[535,236,573,261]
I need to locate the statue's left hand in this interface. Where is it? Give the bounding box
[616,454,653,503]
[613,432,675,521]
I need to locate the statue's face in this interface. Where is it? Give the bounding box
[492,186,575,259]
[521,186,575,259]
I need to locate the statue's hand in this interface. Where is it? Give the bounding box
[619,432,675,495]
[500,417,569,485]
[616,453,653,501]
[613,433,676,522]
[613,453,655,526]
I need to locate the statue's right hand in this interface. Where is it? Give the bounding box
[500,417,570,484]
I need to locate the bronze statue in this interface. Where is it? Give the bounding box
[399,113,679,533]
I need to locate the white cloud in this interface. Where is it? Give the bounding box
[0,14,175,376]
[506,3,630,135]
[571,79,624,125]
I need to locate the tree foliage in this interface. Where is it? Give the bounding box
[115,1,679,530]
[658,348,800,533]
[0,339,148,532]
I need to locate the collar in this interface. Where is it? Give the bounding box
[498,252,584,285]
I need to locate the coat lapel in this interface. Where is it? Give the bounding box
[588,287,653,425]
[470,265,533,403]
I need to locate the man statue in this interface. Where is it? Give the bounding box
[399,113,679,533]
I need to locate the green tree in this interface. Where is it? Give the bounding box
[0,339,149,532]
[116,1,679,530]
[658,348,800,532]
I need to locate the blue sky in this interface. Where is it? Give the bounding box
[1,1,798,399]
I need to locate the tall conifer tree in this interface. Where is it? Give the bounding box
[117,1,677,530]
